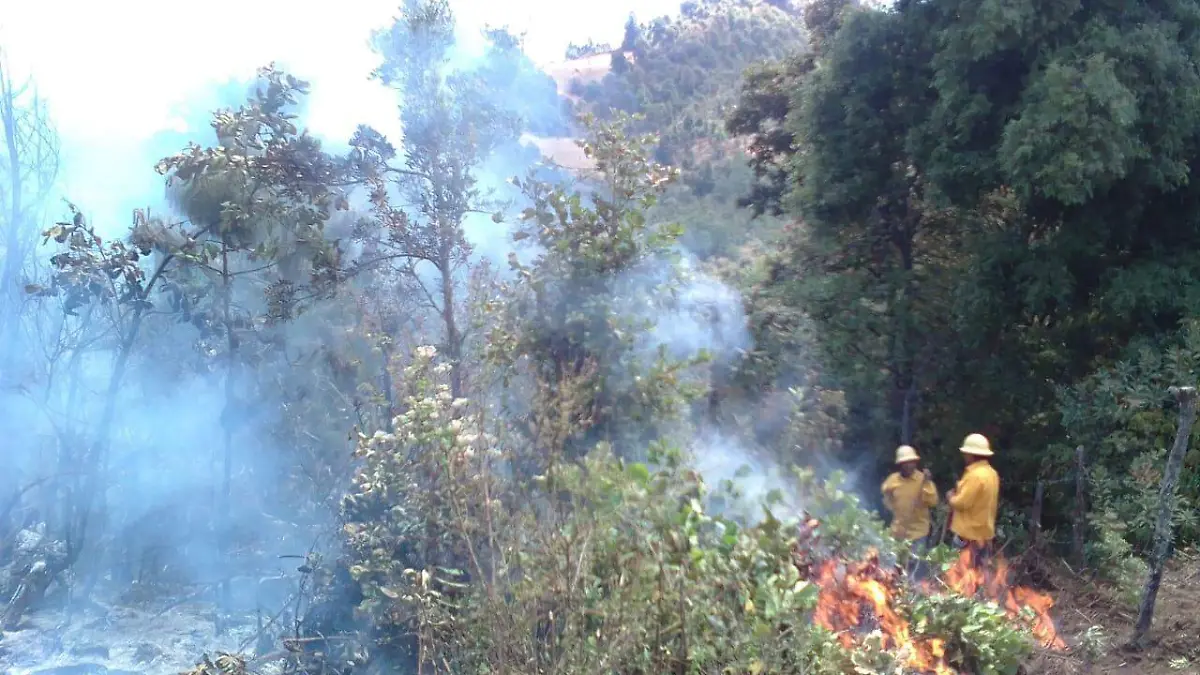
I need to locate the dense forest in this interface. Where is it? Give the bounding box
[3,0,1200,673]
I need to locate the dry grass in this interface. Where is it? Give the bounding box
[1025,551,1200,675]
[541,50,636,101]
[518,51,633,173]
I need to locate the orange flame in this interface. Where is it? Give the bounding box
[943,547,1067,650]
[807,545,1065,674]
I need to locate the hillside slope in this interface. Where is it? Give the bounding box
[521,0,806,172]
[570,0,808,168]
[516,0,802,258]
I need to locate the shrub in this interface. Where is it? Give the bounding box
[340,346,1037,674]
[1086,510,1150,608]
[343,347,854,672]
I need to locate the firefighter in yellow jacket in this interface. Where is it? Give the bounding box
[947,433,1001,563]
[881,445,938,553]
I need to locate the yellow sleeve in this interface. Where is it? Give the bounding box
[948,473,980,511]
[921,479,938,507]
[881,475,898,512]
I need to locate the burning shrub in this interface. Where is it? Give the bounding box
[907,592,1032,674]
[338,346,1064,674]
[798,534,1055,674]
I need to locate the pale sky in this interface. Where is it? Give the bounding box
[0,0,679,229]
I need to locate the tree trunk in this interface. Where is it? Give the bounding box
[216,240,235,633]
[892,197,920,447]
[66,263,169,605]
[439,243,463,399]
[1132,385,1198,647]
[380,341,396,431]
[1030,480,1045,551]
[1072,445,1086,569]
[69,316,141,570]
[0,69,25,378]
[899,376,917,445]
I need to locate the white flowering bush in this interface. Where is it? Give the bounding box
[341,345,506,660]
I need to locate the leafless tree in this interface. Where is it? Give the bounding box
[0,48,61,380]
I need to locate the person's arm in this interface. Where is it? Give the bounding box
[921,476,938,507]
[947,473,981,511]
[881,475,898,512]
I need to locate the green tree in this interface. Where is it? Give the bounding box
[487,113,704,461]
[34,64,352,620]
[726,0,964,463]
[621,13,640,52]
[725,55,811,217]
[351,0,519,398]
[728,0,1200,523]
[155,65,352,623]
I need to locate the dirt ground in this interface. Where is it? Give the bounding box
[1024,551,1200,675]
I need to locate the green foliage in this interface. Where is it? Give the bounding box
[475,27,569,137]
[343,345,1036,673]
[352,0,526,396]
[336,115,1038,675]
[27,64,364,589]
[724,55,812,217]
[341,345,493,656]
[621,14,640,52]
[1086,511,1150,607]
[156,64,351,323]
[1089,454,1200,552]
[36,205,155,316]
[1060,320,1200,548]
[38,64,348,360]
[344,346,850,672]
[487,113,708,459]
[27,9,1091,669]
[564,39,613,60]
[726,0,1200,546]
[650,156,787,259]
[551,0,809,268]
[907,592,1033,675]
[721,0,995,464]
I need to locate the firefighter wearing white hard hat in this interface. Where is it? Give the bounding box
[881,445,938,546]
[947,433,1000,561]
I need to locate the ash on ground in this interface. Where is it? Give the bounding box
[0,599,258,675]
[0,521,311,675]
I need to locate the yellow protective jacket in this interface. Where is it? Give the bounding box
[948,460,1000,543]
[881,471,938,541]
